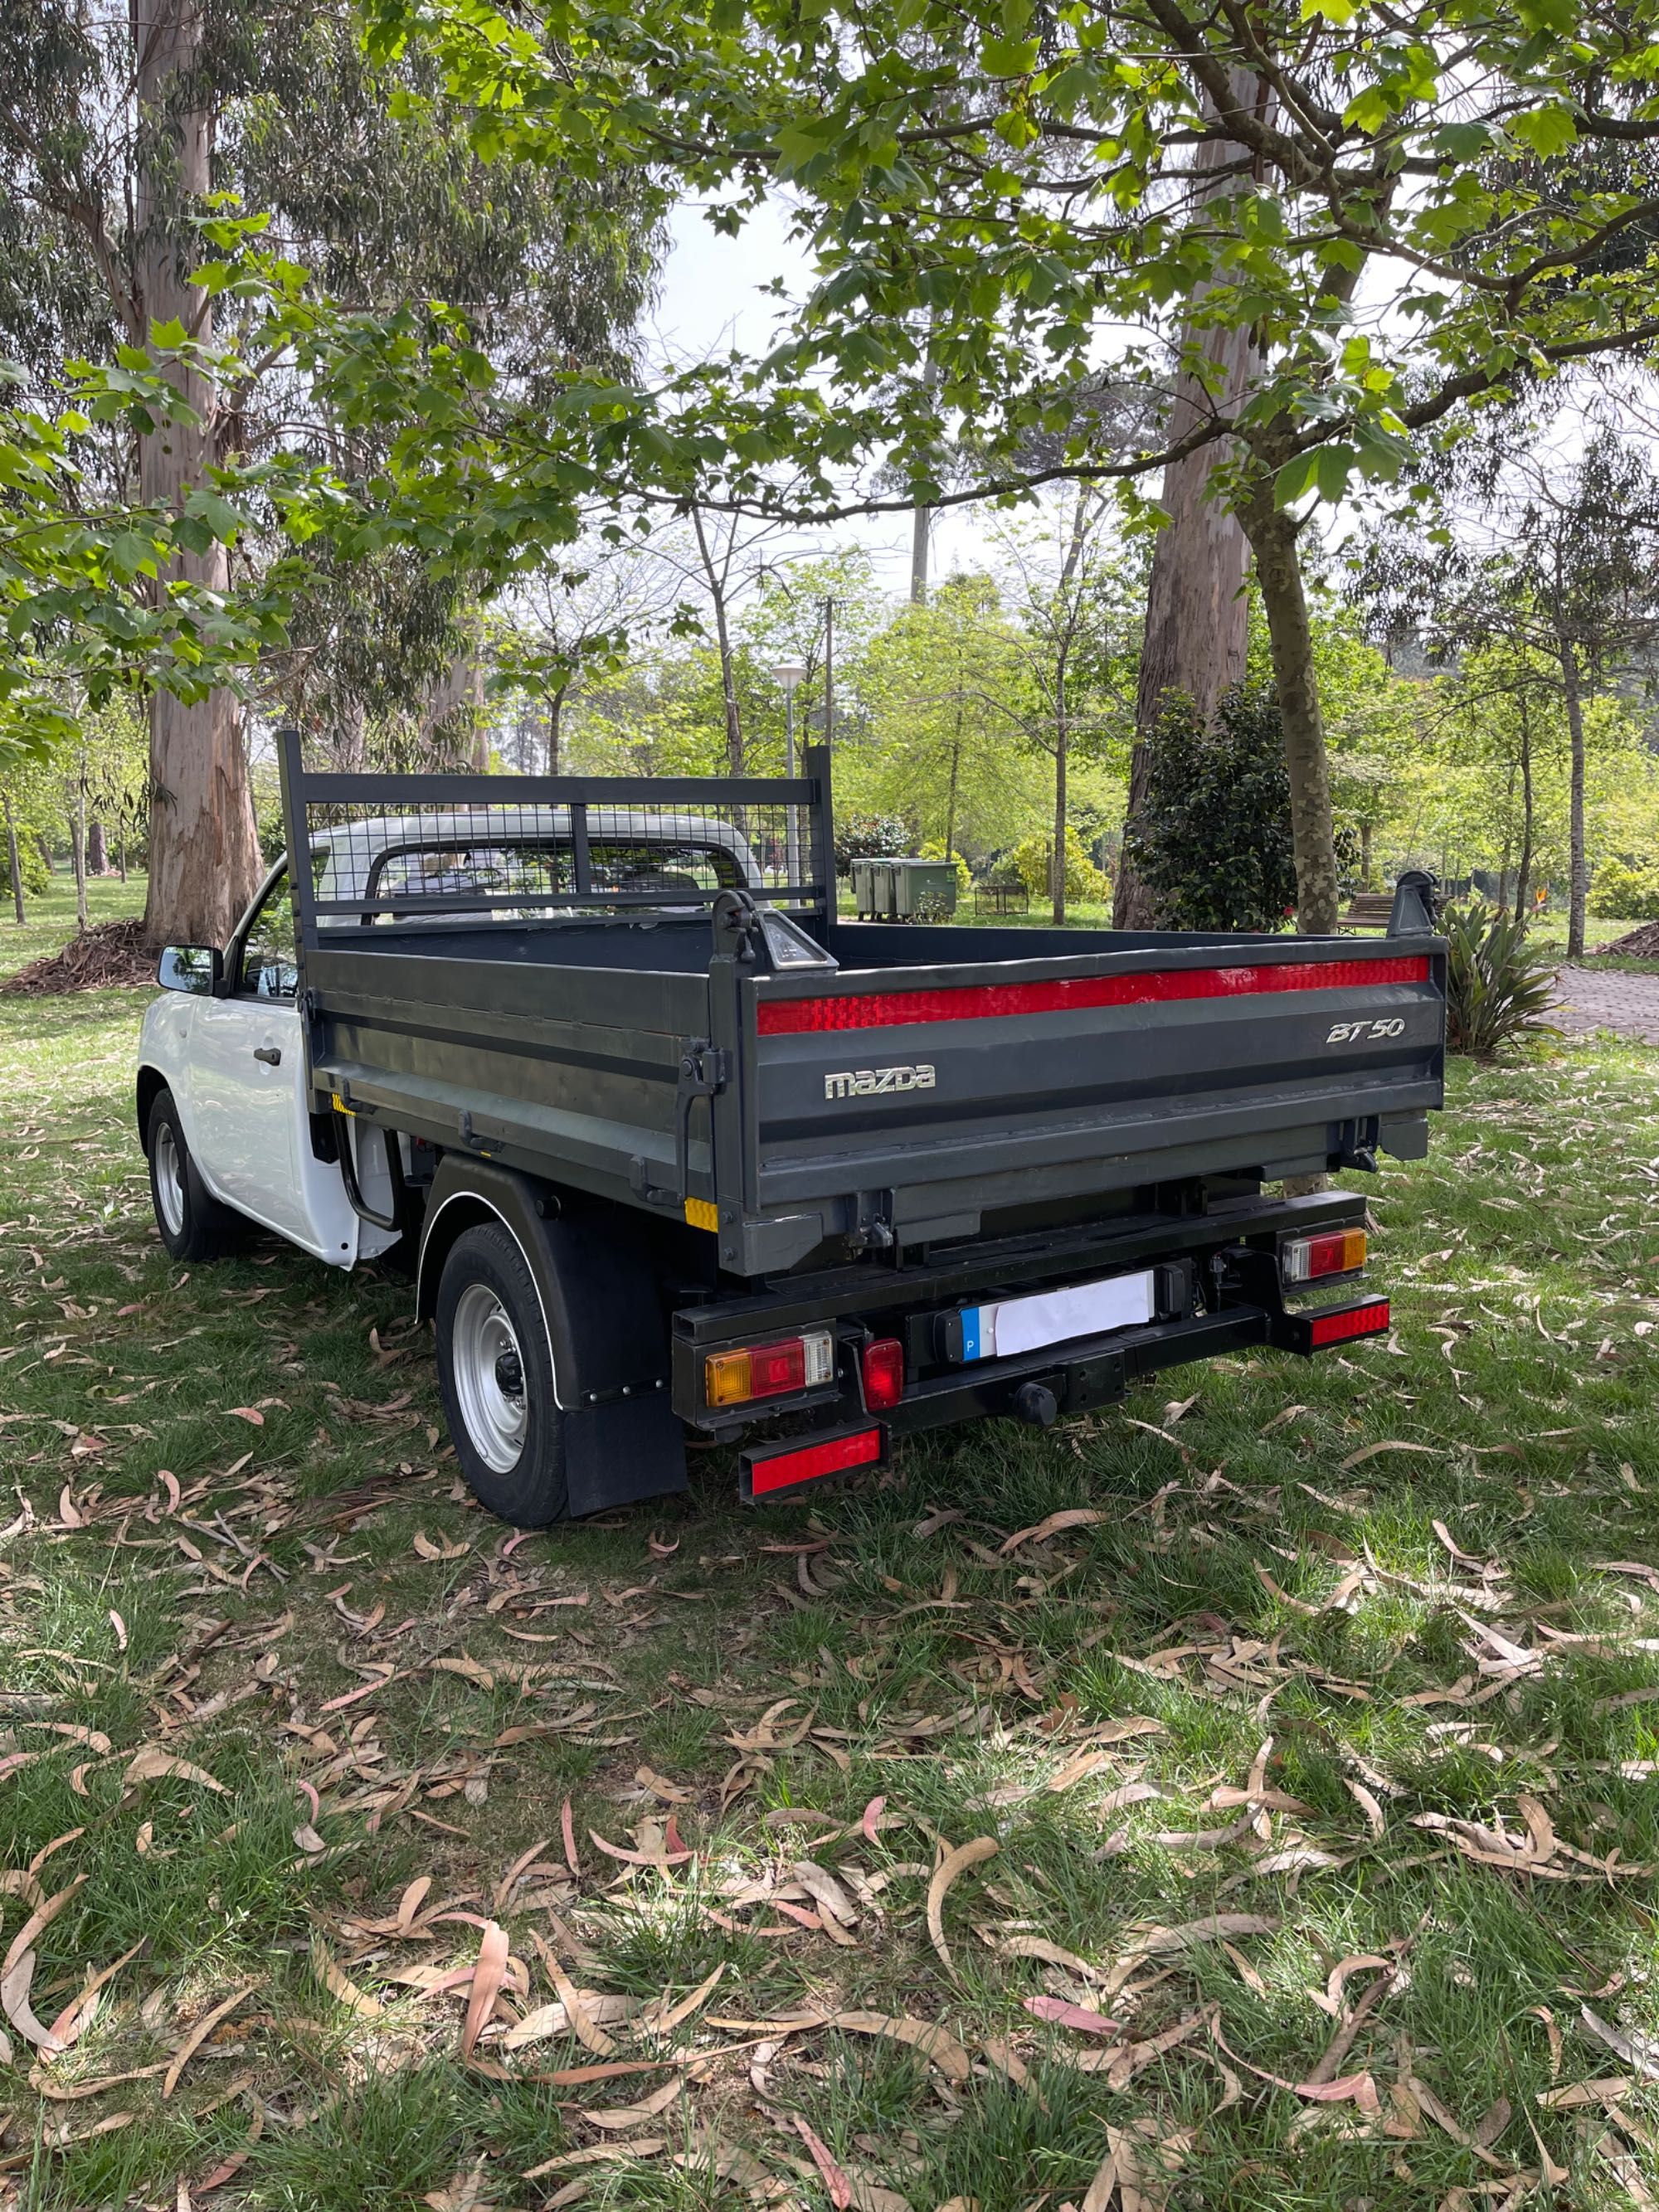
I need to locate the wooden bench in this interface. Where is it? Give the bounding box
[1341,891,1395,932]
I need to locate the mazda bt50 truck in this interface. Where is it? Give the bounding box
[134,734,1445,1525]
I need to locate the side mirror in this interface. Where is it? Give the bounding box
[156,945,222,996]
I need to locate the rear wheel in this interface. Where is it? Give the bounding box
[435,1223,567,1525]
[145,1088,239,1262]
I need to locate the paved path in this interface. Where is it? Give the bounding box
[1553,965,1659,1045]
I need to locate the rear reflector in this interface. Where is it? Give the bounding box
[757,956,1430,1036]
[862,1338,905,1410]
[743,1427,884,1499]
[1308,1299,1390,1349]
[1282,1228,1367,1284]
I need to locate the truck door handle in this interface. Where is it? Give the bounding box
[253,1046,282,1067]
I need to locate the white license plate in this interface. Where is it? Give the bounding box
[957,1267,1155,1362]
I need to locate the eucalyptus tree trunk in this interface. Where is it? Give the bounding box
[1243,493,1340,936]
[1515,691,1535,918]
[1114,70,1267,930]
[691,507,743,774]
[3,796,24,926]
[1560,643,1588,960]
[70,766,89,935]
[133,0,263,947]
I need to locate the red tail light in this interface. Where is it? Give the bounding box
[862,1338,905,1410]
[1282,1228,1367,1284]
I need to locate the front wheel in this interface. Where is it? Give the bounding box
[145,1087,239,1262]
[435,1223,567,1525]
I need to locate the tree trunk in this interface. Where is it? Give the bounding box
[1114,70,1267,930]
[910,504,930,606]
[1360,819,1373,892]
[945,689,962,862]
[134,0,263,949]
[691,507,743,774]
[1243,496,1340,935]
[1515,691,1535,918]
[71,771,89,935]
[546,692,565,776]
[36,834,53,875]
[1561,644,1588,960]
[1052,711,1068,926]
[3,795,24,926]
[118,819,128,882]
[88,818,107,875]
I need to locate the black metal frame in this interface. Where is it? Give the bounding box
[276,728,836,937]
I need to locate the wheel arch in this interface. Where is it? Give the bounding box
[136,1063,169,1151]
[418,1156,685,1517]
[417,1180,562,1410]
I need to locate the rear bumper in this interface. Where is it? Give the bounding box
[677,1188,1389,1452]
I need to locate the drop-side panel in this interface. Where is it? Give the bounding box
[749,942,1444,1212]
[299,942,713,1198]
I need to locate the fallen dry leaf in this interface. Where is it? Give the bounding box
[588,2073,685,2132]
[461,1922,509,2058]
[163,1984,255,2099]
[2,1874,86,1981]
[544,1957,619,2057]
[1024,1994,1122,2037]
[124,1747,227,1794]
[793,2117,853,2209]
[829,2010,972,2083]
[997,1508,1107,1555]
[312,1936,384,2020]
[927,1836,998,1976]
[2,1952,66,2054]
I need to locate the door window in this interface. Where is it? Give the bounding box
[239,869,298,999]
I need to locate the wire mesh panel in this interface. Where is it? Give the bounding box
[277,732,830,940]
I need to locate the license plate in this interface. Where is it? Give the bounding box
[956,1267,1155,1363]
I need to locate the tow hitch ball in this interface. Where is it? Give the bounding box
[1013,1381,1059,1428]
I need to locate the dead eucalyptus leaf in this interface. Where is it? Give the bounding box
[926,1836,998,1974]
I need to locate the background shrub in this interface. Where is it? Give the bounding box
[1127,683,1298,932]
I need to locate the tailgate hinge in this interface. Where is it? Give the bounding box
[632,1038,730,1213]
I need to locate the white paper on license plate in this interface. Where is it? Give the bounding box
[960,1267,1155,1362]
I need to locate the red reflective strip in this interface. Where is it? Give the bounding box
[757,956,1431,1035]
[747,1427,883,1495]
[1308,1299,1390,1349]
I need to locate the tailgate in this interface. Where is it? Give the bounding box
[745,939,1443,1232]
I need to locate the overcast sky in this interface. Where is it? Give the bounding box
[646,193,992,597]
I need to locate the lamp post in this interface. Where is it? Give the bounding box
[773,660,806,897]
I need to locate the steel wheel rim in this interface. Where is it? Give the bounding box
[154,1124,186,1237]
[451,1281,528,1474]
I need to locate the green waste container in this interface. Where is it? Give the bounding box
[851,857,957,921]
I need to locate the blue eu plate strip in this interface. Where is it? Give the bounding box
[960,1307,983,1361]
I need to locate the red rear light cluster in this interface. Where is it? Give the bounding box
[704,1326,834,1407]
[1308,1299,1390,1349]
[745,1427,883,1497]
[862,1338,905,1410]
[1282,1228,1367,1284]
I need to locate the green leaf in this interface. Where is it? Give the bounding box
[1508,103,1578,157]
[1341,86,1394,133]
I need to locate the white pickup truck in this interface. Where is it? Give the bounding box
[136,739,1442,1529]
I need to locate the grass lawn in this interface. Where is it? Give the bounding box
[6,877,1659,2211]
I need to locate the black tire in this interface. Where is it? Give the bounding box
[435,1222,568,1526]
[145,1087,239,1262]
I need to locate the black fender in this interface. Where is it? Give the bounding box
[417,1157,686,1516]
